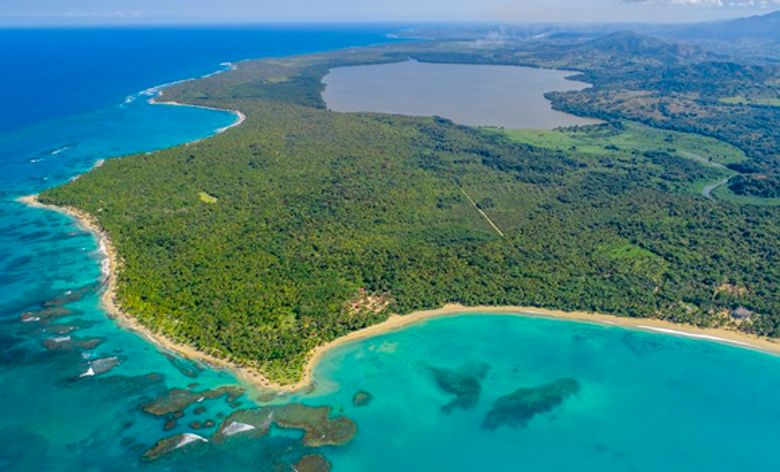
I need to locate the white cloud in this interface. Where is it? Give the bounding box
[623,0,780,6]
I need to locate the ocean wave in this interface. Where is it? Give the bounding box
[136,62,238,105]
[176,433,208,449]
[222,421,256,437]
[79,366,95,378]
[637,326,753,347]
[51,145,72,156]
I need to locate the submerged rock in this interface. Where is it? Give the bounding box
[212,403,356,447]
[294,454,331,472]
[429,362,490,413]
[482,378,580,430]
[141,385,244,417]
[90,356,121,375]
[352,391,373,407]
[77,356,121,378]
[42,283,99,307]
[142,433,208,461]
[164,353,202,378]
[76,338,104,349]
[20,306,72,323]
[43,336,72,350]
[212,409,272,443]
[273,403,356,447]
[48,323,78,335]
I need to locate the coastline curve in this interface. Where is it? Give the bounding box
[16,192,780,394]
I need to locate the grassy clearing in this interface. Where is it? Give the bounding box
[198,192,218,204]
[720,96,780,107]
[501,121,747,167]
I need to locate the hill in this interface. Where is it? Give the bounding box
[656,10,780,61]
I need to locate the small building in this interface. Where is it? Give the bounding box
[731,306,753,321]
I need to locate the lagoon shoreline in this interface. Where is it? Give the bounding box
[16,194,780,394]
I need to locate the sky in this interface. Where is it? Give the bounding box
[1,0,779,26]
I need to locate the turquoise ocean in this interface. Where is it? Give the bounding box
[2,27,780,471]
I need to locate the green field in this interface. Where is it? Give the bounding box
[720,96,780,107]
[500,121,744,197]
[502,121,747,166]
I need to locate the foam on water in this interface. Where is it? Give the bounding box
[177,433,208,448]
[222,421,257,436]
[78,366,95,378]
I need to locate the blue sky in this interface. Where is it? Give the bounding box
[1,0,779,25]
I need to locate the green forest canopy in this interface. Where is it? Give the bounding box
[40,41,780,383]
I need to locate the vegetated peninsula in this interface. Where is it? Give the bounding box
[38,36,780,385]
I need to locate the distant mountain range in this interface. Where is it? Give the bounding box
[667,10,780,42]
[648,10,780,61]
[397,10,780,62]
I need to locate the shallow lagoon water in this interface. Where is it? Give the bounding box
[303,315,780,471]
[3,28,780,471]
[322,59,602,129]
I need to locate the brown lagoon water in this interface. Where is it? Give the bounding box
[322,60,601,129]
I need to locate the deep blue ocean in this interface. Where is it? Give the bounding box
[3,26,780,472]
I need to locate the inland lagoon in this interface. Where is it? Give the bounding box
[4,28,780,472]
[322,60,602,129]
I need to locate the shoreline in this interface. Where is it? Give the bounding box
[149,95,246,142]
[16,193,780,394]
[17,194,279,392]
[142,60,246,144]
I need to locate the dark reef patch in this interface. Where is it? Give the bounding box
[141,385,244,417]
[212,408,273,443]
[43,336,73,350]
[295,454,332,472]
[352,390,373,407]
[164,353,203,378]
[483,378,580,430]
[429,361,490,413]
[273,403,356,447]
[142,433,208,461]
[213,403,356,447]
[20,306,72,323]
[42,283,99,307]
[75,337,104,349]
[88,356,121,375]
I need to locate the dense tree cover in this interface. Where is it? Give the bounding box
[41,45,780,383]
[388,33,780,199]
[728,174,780,199]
